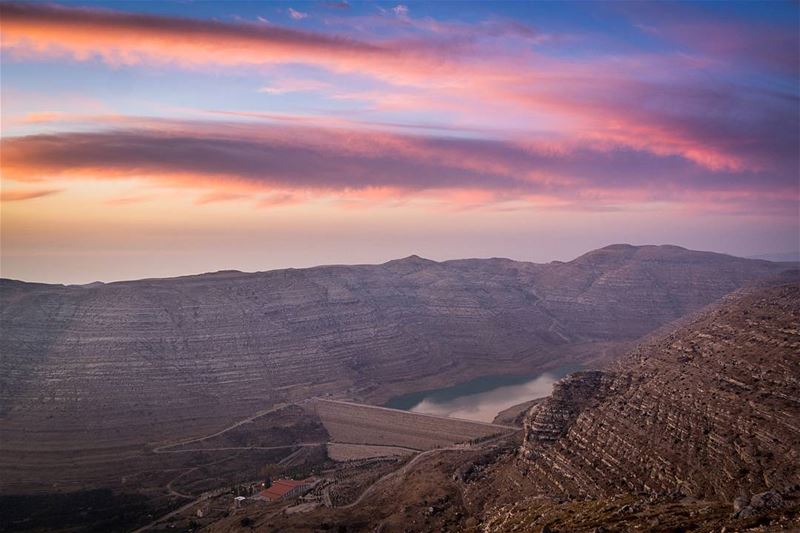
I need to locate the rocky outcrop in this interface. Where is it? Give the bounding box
[734,490,785,518]
[521,371,616,450]
[518,283,800,502]
[0,245,791,491]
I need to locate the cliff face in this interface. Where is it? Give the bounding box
[518,283,800,502]
[0,245,791,490]
[521,371,616,447]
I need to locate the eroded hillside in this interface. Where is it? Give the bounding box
[197,283,800,533]
[518,283,800,501]
[0,245,792,493]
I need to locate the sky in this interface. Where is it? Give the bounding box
[1,0,798,284]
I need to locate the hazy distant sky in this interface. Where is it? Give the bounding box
[1,1,798,283]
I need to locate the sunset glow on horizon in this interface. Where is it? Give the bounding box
[1,0,798,283]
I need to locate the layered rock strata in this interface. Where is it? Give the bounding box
[0,245,792,490]
[519,283,800,502]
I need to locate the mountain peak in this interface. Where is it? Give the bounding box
[569,244,713,266]
[384,254,437,268]
[401,254,432,262]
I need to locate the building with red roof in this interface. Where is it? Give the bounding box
[257,478,315,502]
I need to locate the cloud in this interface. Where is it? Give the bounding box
[104,194,155,205]
[619,2,800,76]
[287,8,308,20]
[0,188,62,202]
[258,78,331,94]
[392,4,409,17]
[0,2,541,87]
[1,2,796,182]
[0,2,429,82]
[194,191,247,204]
[258,192,297,207]
[2,119,796,213]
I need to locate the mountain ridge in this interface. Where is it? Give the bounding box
[2,244,788,287]
[0,244,794,493]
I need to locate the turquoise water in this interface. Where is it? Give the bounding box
[384,365,579,422]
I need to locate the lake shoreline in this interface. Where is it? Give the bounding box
[383,365,580,422]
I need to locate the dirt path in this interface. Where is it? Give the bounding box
[131,481,232,533]
[340,430,520,509]
[155,443,326,454]
[130,497,202,533]
[278,446,307,466]
[141,399,517,528]
[339,446,461,509]
[131,476,264,533]
[139,403,323,531]
[152,403,290,453]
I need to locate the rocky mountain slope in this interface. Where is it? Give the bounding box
[401,283,800,531]
[196,283,800,533]
[498,282,800,529]
[0,244,792,491]
[518,283,800,501]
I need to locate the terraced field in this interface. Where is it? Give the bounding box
[314,399,515,450]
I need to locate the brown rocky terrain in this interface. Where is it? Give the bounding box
[517,283,800,502]
[198,282,800,532]
[0,244,793,497]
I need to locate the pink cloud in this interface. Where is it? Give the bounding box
[258,192,298,207]
[0,2,462,84]
[1,2,795,187]
[195,191,248,204]
[2,119,796,214]
[258,78,331,94]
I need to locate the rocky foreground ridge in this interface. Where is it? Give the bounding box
[518,282,800,505]
[0,244,793,491]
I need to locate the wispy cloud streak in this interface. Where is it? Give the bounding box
[2,1,796,179]
[0,188,62,202]
[1,2,797,216]
[0,2,454,82]
[2,120,796,213]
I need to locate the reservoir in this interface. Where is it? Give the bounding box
[384,365,579,422]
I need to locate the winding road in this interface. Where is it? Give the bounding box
[135,399,519,531]
[341,430,521,509]
[152,403,290,453]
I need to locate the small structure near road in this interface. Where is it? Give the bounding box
[256,478,317,502]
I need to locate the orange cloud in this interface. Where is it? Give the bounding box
[1,119,796,215]
[195,191,248,205]
[0,188,62,202]
[0,2,463,85]
[3,2,792,176]
[104,194,155,205]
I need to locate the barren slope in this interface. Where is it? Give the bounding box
[518,282,800,502]
[219,283,800,532]
[0,245,791,491]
